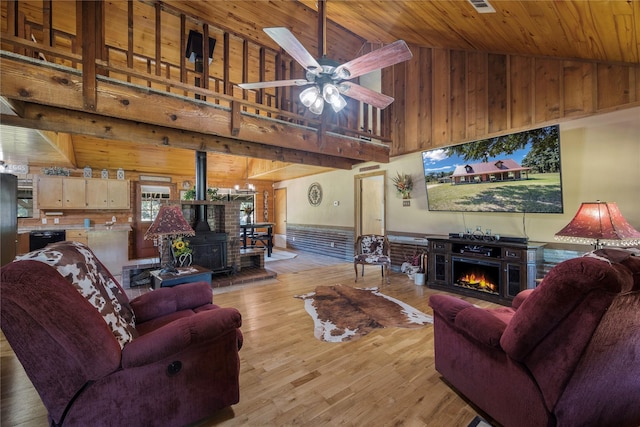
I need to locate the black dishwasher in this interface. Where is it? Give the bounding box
[29,230,66,251]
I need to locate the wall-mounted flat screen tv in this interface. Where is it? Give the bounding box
[422,125,563,213]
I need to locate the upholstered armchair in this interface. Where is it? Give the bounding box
[1,241,243,427]
[354,234,391,283]
[429,248,640,427]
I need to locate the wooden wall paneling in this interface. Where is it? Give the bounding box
[597,64,630,110]
[402,50,419,153]
[154,2,161,77]
[131,1,155,58]
[510,55,533,129]
[381,63,393,140]
[562,60,595,115]
[159,8,180,65]
[465,51,488,140]
[393,60,408,154]
[414,47,433,150]
[206,27,224,81]
[534,58,562,123]
[50,2,76,37]
[103,0,126,52]
[450,50,467,143]
[432,48,450,146]
[487,54,507,134]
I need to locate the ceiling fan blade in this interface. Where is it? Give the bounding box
[334,40,413,80]
[264,27,321,74]
[339,82,395,109]
[238,79,311,90]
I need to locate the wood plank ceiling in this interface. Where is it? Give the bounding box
[1,0,638,183]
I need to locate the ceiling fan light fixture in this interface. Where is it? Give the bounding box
[309,96,325,115]
[322,83,340,103]
[332,67,350,80]
[330,94,347,112]
[300,86,321,107]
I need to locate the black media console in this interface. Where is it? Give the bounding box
[427,235,545,305]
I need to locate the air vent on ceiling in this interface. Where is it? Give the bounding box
[468,0,496,13]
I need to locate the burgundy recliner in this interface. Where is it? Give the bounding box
[1,241,243,426]
[429,248,640,427]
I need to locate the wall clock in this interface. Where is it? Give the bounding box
[307,182,322,207]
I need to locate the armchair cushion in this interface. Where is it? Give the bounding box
[354,253,390,264]
[357,234,387,256]
[15,241,137,348]
[130,281,216,323]
[429,295,513,349]
[122,307,242,367]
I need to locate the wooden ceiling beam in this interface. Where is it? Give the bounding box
[0,54,390,164]
[0,103,358,170]
[40,130,77,168]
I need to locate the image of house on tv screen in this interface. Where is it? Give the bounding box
[422,125,564,213]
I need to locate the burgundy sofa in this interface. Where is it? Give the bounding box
[429,248,640,427]
[1,241,243,426]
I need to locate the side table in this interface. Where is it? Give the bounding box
[150,265,213,288]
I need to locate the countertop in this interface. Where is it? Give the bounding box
[18,224,132,233]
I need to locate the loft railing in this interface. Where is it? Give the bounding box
[0,0,389,144]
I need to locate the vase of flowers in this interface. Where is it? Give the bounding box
[391,172,413,199]
[172,237,193,267]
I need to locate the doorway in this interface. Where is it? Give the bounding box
[274,188,287,248]
[355,172,386,237]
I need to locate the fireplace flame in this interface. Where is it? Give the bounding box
[458,272,497,292]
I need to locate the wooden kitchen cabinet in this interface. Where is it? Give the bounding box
[86,179,109,208]
[62,178,87,208]
[38,176,86,208]
[37,176,63,208]
[108,180,130,209]
[37,176,130,210]
[66,229,88,245]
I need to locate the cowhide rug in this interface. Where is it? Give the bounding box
[295,284,433,342]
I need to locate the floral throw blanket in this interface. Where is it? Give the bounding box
[16,241,137,348]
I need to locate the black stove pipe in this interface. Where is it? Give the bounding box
[194,151,210,231]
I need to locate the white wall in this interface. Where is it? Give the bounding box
[275,107,640,244]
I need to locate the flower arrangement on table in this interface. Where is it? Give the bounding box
[171,237,193,267]
[391,172,413,199]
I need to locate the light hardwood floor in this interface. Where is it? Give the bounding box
[1,250,499,426]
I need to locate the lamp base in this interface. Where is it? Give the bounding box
[159,264,179,274]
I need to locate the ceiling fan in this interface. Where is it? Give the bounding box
[238,0,412,115]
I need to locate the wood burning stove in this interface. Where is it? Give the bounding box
[189,232,228,272]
